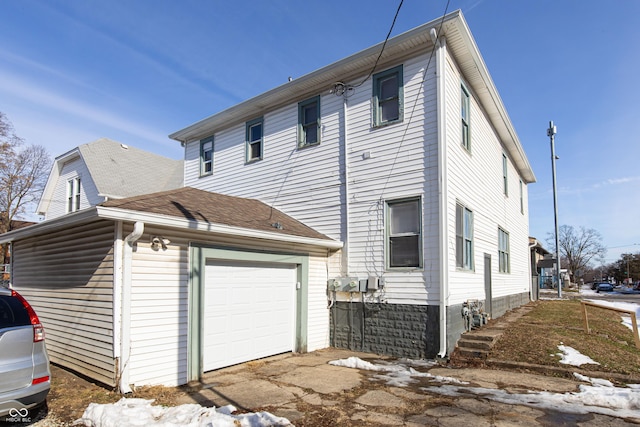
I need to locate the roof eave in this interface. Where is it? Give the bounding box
[169,11,463,144]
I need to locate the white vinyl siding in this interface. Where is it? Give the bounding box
[444,50,530,307]
[10,221,117,386]
[126,225,331,387]
[183,53,437,305]
[46,156,99,220]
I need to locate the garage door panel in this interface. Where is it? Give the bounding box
[203,261,296,372]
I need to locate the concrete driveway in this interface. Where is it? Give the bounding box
[175,348,635,426]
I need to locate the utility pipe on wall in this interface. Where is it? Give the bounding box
[119,221,144,394]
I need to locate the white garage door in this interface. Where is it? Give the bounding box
[203,260,296,372]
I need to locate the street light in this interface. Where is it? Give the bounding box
[548,121,562,298]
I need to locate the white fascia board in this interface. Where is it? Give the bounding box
[95,206,344,250]
[452,15,536,184]
[0,208,99,243]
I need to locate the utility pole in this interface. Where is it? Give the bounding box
[548,121,562,298]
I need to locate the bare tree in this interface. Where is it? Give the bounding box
[547,225,607,282]
[0,112,52,264]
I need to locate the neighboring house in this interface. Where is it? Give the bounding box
[37,138,184,220]
[1,10,536,390]
[529,236,550,299]
[1,220,35,286]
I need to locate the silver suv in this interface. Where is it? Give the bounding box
[0,287,50,420]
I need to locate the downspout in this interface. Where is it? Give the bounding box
[342,95,350,276]
[119,221,144,393]
[436,35,449,358]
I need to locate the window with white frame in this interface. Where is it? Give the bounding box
[373,65,403,127]
[519,179,524,214]
[298,96,320,148]
[387,197,422,268]
[246,118,263,162]
[456,202,474,270]
[66,177,81,213]
[498,227,510,273]
[502,153,508,196]
[461,83,470,151]
[200,137,214,176]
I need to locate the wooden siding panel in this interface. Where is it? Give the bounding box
[11,220,117,386]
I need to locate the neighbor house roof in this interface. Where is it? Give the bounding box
[5,188,342,250]
[169,10,535,184]
[37,138,184,215]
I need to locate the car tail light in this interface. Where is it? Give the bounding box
[11,289,45,342]
[32,376,50,385]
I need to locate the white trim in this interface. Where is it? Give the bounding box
[0,205,343,250]
[112,222,123,358]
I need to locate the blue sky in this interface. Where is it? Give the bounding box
[1,0,639,266]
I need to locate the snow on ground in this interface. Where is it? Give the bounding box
[332,356,640,420]
[74,399,293,427]
[556,344,599,366]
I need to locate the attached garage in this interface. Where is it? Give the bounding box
[1,188,343,389]
[203,260,297,372]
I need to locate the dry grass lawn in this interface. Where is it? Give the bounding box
[490,299,640,377]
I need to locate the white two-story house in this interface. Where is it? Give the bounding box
[1,10,535,390]
[170,9,535,359]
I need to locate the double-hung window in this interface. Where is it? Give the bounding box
[461,84,470,151]
[498,227,510,273]
[200,137,214,176]
[246,118,263,162]
[298,96,320,148]
[502,154,508,196]
[373,65,403,127]
[519,180,524,214]
[387,198,422,268]
[456,203,474,270]
[66,177,81,213]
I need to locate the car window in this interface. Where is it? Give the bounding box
[0,295,31,328]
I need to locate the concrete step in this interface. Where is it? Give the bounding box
[457,338,493,351]
[455,347,490,360]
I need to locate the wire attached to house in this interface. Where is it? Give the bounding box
[331,0,404,97]
[379,0,451,198]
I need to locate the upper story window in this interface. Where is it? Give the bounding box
[502,153,508,196]
[200,137,214,176]
[246,118,263,162]
[519,179,524,214]
[373,65,403,127]
[387,197,422,268]
[298,96,320,148]
[461,84,470,151]
[66,177,81,213]
[456,202,474,270]
[498,227,510,273]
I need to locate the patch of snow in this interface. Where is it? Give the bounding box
[74,398,293,427]
[329,357,467,387]
[556,345,599,366]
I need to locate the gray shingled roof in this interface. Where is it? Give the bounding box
[100,187,333,241]
[79,138,183,199]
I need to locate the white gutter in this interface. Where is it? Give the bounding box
[0,206,343,250]
[119,221,144,394]
[436,35,449,358]
[95,206,344,250]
